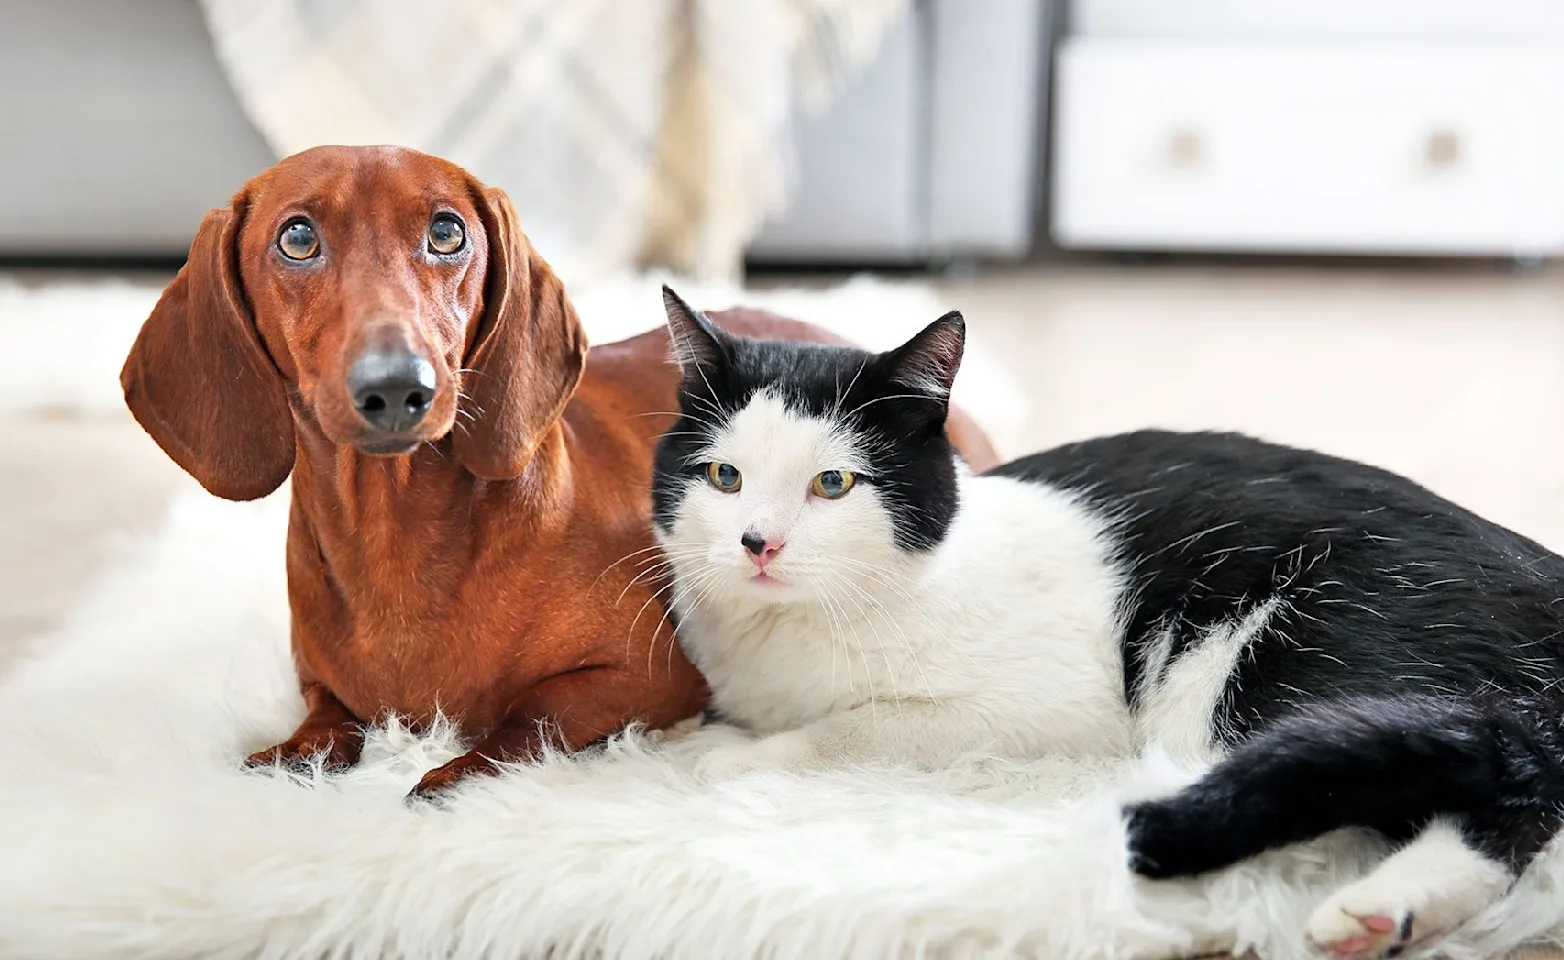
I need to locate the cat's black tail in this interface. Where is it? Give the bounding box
[1124,694,1564,879]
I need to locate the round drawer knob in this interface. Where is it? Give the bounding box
[1167,128,1203,168]
[1426,129,1461,169]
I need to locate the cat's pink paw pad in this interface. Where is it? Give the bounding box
[1307,907,1412,960]
[1359,915,1400,935]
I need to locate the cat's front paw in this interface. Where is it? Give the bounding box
[694,731,813,780]
[1305,904,1412,960]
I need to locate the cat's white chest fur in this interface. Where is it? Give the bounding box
[671,474,1135,765]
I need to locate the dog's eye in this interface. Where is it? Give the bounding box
[428,214,466,256]
[277,219,319,261]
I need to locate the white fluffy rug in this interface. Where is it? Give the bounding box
[5,272,1564,958]
[10,489,1564,960]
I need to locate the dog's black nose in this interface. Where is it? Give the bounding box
[347,347,436,433]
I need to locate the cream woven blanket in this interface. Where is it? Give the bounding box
[197,0,909,285]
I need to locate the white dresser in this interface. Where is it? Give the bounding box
[1051,0,1564,259]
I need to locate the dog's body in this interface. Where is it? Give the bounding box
[121,145,998,795]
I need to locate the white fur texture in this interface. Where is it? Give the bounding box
[0,270,1027,459]
[660,392,1131,773]
[4,486,1564,957]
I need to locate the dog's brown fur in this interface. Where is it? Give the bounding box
[121,145,1001,796]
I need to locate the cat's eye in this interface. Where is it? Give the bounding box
[811,470,855,499]
[428,213,466,255]
[277,218,320,260]
[706,462,742,493]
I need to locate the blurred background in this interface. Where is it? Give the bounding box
[5,0,1564,660]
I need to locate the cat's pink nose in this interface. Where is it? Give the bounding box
[740,531,784,568]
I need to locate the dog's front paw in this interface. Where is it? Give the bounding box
[245,727,363,773]
[694,732,812,781]
[406,750,500,802]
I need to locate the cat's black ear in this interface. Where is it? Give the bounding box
[883,311,965,400]
[662,284,727,375]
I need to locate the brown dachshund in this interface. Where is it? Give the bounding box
[120,145,1001,797]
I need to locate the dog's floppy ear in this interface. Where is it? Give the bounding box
[120,199,295,501]
[455,185,588,480]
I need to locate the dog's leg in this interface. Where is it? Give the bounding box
[245,681,365,772]
[407,667,657,799]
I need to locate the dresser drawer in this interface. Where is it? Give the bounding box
[1051,39,1564,256]
[1070,0,1564,40]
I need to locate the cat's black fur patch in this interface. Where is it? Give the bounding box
[995,430,1564,735]
[995,430,1564,879]
[652,297,961,552]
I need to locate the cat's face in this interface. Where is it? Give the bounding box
[651,287,966,607]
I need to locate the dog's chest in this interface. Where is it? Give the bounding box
[318,618,495,729]
[295,541,522,732]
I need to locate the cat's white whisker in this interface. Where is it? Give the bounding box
[656,431,714,442]
[592,543,694,587]
[647,564,723,678]
[826,556,975,672]
[611,549,711,604]
[826,576,909,720]
[631,410,704,421]
[618,563,676,600]
[840,392,943,422]
[624,572,701,662]
[829,359,870,423]
[839,575,937,704]
[810,568,860,700]
[841,569,935,685]
[687,396,728,423]
[686,365,724,419]
[818,578,879,724]
[632,408,721,435]
[673,570,729,675]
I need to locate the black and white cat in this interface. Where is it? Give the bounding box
[650,286,1564,960]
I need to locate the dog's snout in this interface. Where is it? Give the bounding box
[348,347,437,433]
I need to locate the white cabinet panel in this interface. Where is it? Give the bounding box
[1071,0,1564,40]
[1052,39,1564,256]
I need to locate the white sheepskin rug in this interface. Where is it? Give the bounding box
[5,272,1564,959]
[9,489,1564,960]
